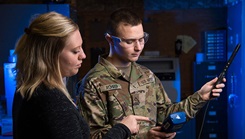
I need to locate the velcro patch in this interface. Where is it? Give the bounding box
[138,77,155,86]
[100,84,122,92]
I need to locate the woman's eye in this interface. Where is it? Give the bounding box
[73,51,80,54]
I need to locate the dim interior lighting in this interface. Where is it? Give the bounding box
[42,0,67,4]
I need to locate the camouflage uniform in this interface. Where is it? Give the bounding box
[77,56,207,139]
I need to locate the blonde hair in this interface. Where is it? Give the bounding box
[15,12,79,102]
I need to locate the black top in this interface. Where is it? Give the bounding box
[12,84,131,139]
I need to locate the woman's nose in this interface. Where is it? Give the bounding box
[79,51,86,60]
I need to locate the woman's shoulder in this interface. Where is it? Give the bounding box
[31,85,71,107]
[33,84,63,98]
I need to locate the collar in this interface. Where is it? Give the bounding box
[98,55,143,82]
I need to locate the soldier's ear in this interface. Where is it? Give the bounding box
[105,33,114,45]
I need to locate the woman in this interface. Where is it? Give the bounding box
[12,12,150,139]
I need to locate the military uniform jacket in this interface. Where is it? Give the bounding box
[77,56,207,139]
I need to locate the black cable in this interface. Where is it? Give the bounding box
[197,100,211,139]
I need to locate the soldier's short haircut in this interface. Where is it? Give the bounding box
[106,8,142,36]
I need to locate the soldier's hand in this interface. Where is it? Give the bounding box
[147,126,176,139]
[198,77,226,100]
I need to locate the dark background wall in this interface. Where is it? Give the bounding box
[0,0,227,100]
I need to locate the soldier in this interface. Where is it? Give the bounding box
[77,8,226,139]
